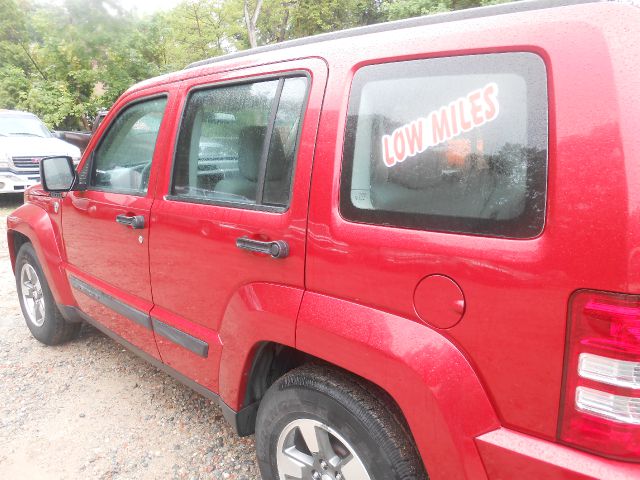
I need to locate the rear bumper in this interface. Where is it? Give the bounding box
[476,428,640,479]
[0,173,39,193]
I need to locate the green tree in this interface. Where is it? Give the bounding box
[152,0,246,69]
[0,0,513,129]
[252,0,387,44]
[384,0,510,20]
[0,0,171,128]
[19,79,82,128]
[0,65,29,110]
[244,0,263,48]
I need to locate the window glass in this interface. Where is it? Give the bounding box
[340,53,548,238]
[263,77,308,206]
[0,115,51,138]
[172,80,280,205]
[92,97,167,194]
[172,76,309,209]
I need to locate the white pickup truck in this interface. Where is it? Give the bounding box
[0,110,81,193]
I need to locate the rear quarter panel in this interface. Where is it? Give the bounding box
[297,292,499,480]
[302,2,640,473]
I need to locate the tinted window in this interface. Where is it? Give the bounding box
[172,76,308,209]
[92,97,167,194]
[263,77,308,206]
[340,53,548,238]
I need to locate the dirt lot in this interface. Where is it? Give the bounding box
[0,194,260,479]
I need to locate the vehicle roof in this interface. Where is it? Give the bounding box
[186,0,597,70]
[125,0,617,95]
[0,110,39,118]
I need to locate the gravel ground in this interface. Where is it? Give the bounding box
[0,194,261,479]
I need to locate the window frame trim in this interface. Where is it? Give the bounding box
[167,70,311,213]
[86,93,170,197]
[338,52,549,239]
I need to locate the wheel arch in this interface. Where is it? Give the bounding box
[219,288,499,479]
[7,229,30,272]
[293,291,500,480]
[7,202,76,306]
[215,284,418,451]
[229,341,419,453]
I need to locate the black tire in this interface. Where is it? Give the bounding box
[255,364,427,480]
[15,243,80,345]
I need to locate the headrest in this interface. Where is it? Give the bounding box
[238,125,286,182]
[238,126,266,181]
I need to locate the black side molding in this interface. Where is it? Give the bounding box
[152,318,209,358]
[69,276,152,330]
[69,275,210,358]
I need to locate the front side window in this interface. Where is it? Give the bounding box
[172,76,308,209]
[340,53,548,238]
[91,97,167,194]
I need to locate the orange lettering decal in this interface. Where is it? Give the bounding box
[468,91,483,125]
[381,83,499,168]
[449,103,460,137]
[431,108,451,146]
[393,130,406,163]
[458,99,472,131]
[404,120,424,157]
[382,135,396,167]
[483,83,499,121]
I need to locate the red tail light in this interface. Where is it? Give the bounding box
[559,290,640,461]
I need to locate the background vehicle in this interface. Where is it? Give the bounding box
[54,110,109,152]
[7,1,640,479]
[0,110,81,193]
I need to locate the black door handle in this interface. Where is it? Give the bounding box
[236,237,289,259]
[116,214,145,229]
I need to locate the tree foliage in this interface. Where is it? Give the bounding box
[1,0,168,128]
[385,0,509,19]
[0,0,511,129]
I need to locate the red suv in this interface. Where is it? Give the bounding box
[7,1,640,478]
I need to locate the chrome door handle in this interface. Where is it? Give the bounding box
[116,214,145,229]
[236,237,289,259]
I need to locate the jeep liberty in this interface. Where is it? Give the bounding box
[7,1,640,478]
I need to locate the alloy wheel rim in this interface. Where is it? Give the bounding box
[20,263,45,327]
[276,418,371,480]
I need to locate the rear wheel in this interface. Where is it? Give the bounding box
[15,243,80,345]
[255,364,427,480]
[275,417,370,479]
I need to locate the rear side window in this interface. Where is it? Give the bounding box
[340,53,548,238]
[172,76,308,209]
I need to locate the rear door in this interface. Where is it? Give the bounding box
[63,89,176,358]
[148,59,327,393]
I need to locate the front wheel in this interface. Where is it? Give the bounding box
[255,364,427,480]
[15,243,80,345]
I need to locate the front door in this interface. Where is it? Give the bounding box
[148,59,327,394]
[63,93,172,358]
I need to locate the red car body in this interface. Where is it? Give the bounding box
[7,1,640,478]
